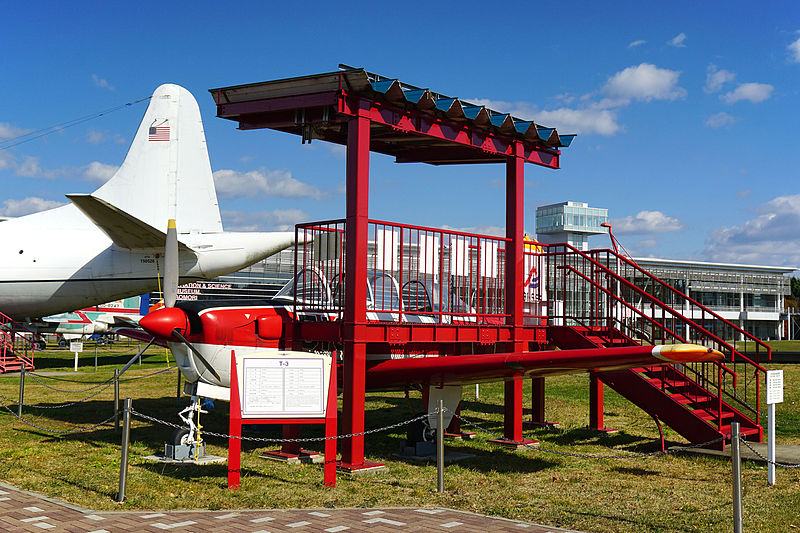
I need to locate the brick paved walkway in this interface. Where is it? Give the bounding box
[0,481,581,532]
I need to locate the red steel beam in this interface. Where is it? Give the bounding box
[341,99,371,469]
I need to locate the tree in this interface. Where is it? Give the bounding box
[792,276,800,300]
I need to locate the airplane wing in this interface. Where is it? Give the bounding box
[67,194,193,252]
[364,344,722,390]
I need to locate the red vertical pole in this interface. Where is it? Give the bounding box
[227,350,241,489]
[589,372,604,430]
[504,142,525,442]
[530,376,546,425]
[324,356,338,487]
[341,101,371,469]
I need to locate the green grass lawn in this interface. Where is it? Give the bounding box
[0,344,799,532]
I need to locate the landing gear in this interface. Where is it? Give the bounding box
[165,396,207,461]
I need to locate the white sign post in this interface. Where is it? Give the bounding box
[766,369,784,486]
[70,341,84,371]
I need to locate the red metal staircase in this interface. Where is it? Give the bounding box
[536,244,768,449]
[0,312,36,373]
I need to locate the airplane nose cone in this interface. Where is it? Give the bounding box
[139,307,191,339]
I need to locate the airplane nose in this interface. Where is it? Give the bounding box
[139,307,191,339]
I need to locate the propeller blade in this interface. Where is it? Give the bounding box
[172,328,221,382]
[118,337,156,377]
[164,218,178,308]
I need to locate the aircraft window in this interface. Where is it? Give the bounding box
[274,268,330,306]
[370,272,401,311]
[402,280,432,312]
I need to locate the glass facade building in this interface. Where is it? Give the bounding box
[535,201,608,251]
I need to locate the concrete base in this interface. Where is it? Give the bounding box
[445,431,477,440]
[142,454,226,465]
[590,427,619,434]
[260,449,324,464]
[336,460,387,475]
[395,448,475,464]
[524,421,562,430]
[488,438,539,450]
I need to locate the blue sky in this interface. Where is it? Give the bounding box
[2,1,799,270]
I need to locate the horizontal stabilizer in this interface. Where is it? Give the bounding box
[67,194,192,252]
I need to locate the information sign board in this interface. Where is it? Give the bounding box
[766,369,784,405]
[69,341,83,352]
[234,351,332,419]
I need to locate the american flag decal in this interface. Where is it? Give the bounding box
[148,124,170,141]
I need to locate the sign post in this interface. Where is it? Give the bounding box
[766,369,783,486]
[228,350,337,489]
[70,341,83,371]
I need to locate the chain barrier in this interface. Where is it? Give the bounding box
[0,382,114,409]
[450,411,728,459]
[27,373,115,393]
[738,437,800,468]
[131,408,430,443]
[119,365,177,382]
[0,396,116,435]
[758,410,800,427]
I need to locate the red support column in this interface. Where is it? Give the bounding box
[490,141,536,449]
[340,101,383,472]
[530,377,546,424]
[589,372,618,433]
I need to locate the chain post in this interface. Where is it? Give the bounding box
[18,365,25,418]
[116,398,132,503]
[731,422,743,533]
[437,399,444,493]
[114,369,120,431]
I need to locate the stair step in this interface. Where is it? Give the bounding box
[694,410,735,422]
[670,394,715,405]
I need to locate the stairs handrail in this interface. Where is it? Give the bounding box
[589,247,771,362]
[559,264,739,388]
[547,244,768,372]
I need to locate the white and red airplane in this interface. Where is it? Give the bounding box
[0,84,294,322]
[129,267,723,443]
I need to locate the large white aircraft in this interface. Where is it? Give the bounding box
[0,84,294,321]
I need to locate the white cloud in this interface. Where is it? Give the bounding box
[602,63,687,104]
[628,40,646,49]
[611,210,684,235]
[83,161,119,183]
[92,74,114,91]
[0,122,31,140]
[14,156,64,179]
[221,208,309,231]
[532,108,621,136]
[469,98,621,136]
[213,168,327,200]
[704,112,736,129]
[704,65,736,93]
[721,83,773,104]
[440,224,506,237]
[0,197,65,217]
[703,194,800,266]
[788,35,800,63]
[668,33,687,47]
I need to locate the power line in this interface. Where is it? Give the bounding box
[0,96,151,151]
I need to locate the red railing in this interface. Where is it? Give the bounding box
[293,219,509,324]
[0,312,38,371]
[528,243,767,428]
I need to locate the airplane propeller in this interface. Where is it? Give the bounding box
[157,219,220,381]
[121,219,221,382]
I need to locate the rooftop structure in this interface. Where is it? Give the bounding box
[536,201,608,251]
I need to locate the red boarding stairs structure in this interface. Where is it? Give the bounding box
[0,312,37,373]
[536,243,767,449]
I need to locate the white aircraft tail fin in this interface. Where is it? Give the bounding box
[92,84,223,234]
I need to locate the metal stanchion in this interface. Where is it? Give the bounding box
[18,365,25,418]
[94,343,98,372]
[116,398,132,503]
[176,370,182,406]
[437,399,444,493]
[114,369,120,431]
[731,421,743,533]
